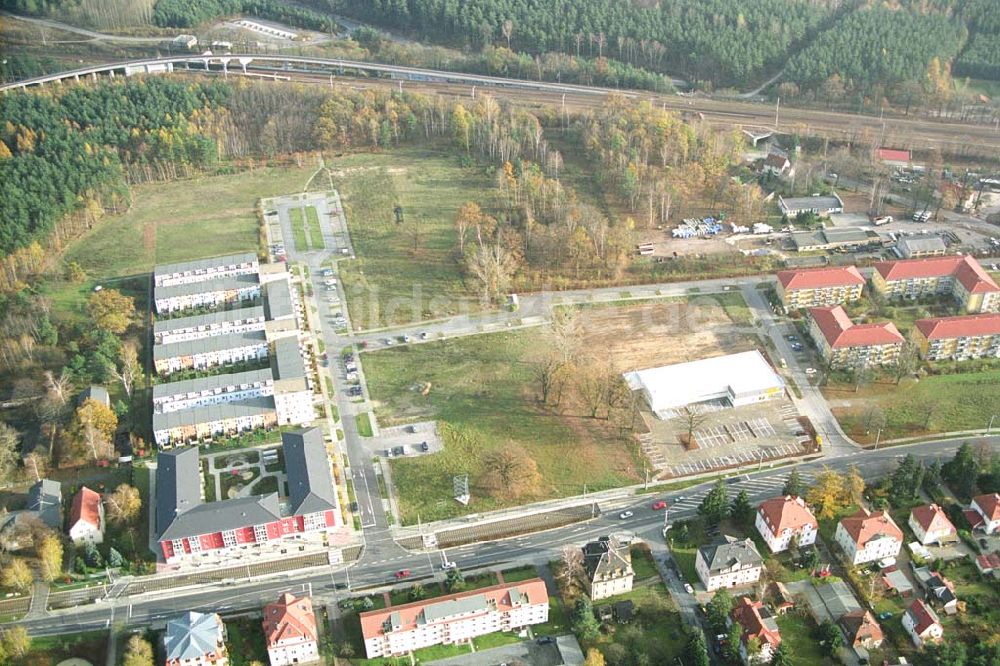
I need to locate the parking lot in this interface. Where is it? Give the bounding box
[639,396,811,479]
[365,421,443,459]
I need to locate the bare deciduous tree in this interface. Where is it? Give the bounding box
[113,340,140,399]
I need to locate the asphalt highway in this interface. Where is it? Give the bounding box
[12,435,997,636]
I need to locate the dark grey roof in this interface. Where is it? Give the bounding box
[264,279,294,320]
[154,252,257,282]
[152,396,275,432]
[154,306,265,335]
[153,330,268,361]
[583,536,632,581]
[79,385,110,407]
[152,368,274,401]
[27,479,62,529]
[272,338,306,380]
[824,228,872,243]
[155,273,260,301]
[156,448,203,539]
[283,428,337,516]
[159,494,281,542]
[698,535,763,574]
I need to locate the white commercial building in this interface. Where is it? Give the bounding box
[624,350,784,417]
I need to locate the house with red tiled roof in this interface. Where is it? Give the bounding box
[902,599,943,647]
[838,609,884,650]
[908,504,958,546]
[872,255,1000,314]
[834,508,903,566]
[731,597,781,664]
[970,493,1000,534]
[755,496,818,553]
[762,153,792,177]
[359,580,549,659]
[913,313,1000,361]
[975,553,1000,577]
[263,593,319,666]
[775,266,866,309]
[808,306,904,369]
[68,486,104,546]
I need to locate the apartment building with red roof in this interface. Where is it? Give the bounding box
[68,486,104,546]
[263,593,319,666]
[908,504,958,546]
[808,306,905,369]
[775,266,865,310]
[912,313,1000,361]
[834,508,903,566]
[359,579,549,659]
[754,496,818,553]
[731,597,782,664]
[872,255,1000,314]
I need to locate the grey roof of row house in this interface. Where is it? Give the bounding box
[283,428,337,516]
[698,535,763,574]
[154,305,265,335]
[27,479,63,529]
[264,279,295,320]
[152,396,275,432]
[816,580,862,619]
[156,429,334,541]
[153,330,268,361]
[155,273,260,301]
[154,252,258,283]
[152,368,274,401]
[272,338,306,380]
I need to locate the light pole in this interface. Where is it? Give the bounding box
[873,427,883,451]
[988,414,997,435]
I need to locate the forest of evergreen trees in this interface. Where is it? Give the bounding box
[329,0,831,87]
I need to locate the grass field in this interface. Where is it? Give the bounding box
[44,164,315,323]
[289,206,309,251]
[305,205,325,248]
[586,583,686,665]
[828,368,1000,441]
[356,412,374,437]
[776,611,834,665]
[330,146,494,328]
[364,329,645,524]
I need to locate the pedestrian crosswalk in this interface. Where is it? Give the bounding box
[664,471,818,512]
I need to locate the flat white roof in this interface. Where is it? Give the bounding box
[624,350,784,413]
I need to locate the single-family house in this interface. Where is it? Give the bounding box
[696,535,764,591]
[902,599,943,648]
[583,536,634,601]
[975,553,1000,577]
[970,493,1000,534]
[731,596,781,664]
[68,486,104,545]
[908,504,958,546]
[263,593,320,666]
[838,610,884,650]
[164,611,229,666]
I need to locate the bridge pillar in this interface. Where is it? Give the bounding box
[73,74,79,82]
[91,72,97,82]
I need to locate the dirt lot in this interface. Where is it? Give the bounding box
[634,229,744,258]
[573,297,757,371]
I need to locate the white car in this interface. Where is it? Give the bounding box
[684,583,694,594]
[619,511,634,519]
[440,561,457,570]
[804,368,817,376]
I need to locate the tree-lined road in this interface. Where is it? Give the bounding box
[10,435,996,637]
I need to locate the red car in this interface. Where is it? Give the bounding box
[652,500,667,510]
[394,569,411,579]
